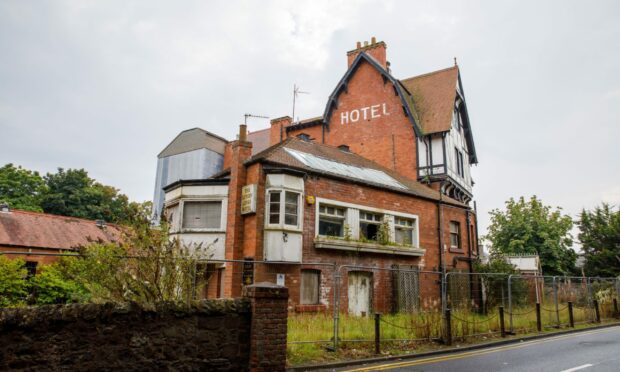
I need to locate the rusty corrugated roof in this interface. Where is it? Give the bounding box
[0,210,122,250]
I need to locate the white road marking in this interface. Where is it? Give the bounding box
[560,364,593,372]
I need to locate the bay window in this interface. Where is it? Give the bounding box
[267,190,300,228]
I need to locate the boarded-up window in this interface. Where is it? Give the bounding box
[300,270,320,305]
[183,201,222,229]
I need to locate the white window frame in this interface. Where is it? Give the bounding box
[265,187,303,231]
[394,216,417,246]
[179,198,227,232]
[315,197,420,248]
[449,221,461,249]
[318,204,346,237]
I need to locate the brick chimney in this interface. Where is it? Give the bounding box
[269,116,292,145]
[347,37,388,69]
[224,124,253,297]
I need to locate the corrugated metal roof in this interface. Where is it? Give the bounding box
[285,148,407,189]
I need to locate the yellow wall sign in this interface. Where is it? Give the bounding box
[306,195,315,205]
[241,184,257,214]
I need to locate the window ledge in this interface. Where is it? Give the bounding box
[314,237,425,257]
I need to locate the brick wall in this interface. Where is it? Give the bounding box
[0,284,289,371]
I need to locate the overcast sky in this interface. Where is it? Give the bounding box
[1,0,619,244]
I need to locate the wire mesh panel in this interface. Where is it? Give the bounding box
[392,265,420,313]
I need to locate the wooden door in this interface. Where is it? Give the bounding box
[348,271,372,316]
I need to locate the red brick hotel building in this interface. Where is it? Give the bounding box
[162,38,479,314]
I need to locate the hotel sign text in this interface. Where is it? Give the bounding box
[340,103,389,125]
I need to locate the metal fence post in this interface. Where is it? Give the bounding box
[499,306,506,337]
[536,303,542,332]
[333,268,341,351]
[445,308,452,346]
[442,272,449,313]
[568,301,574,328]
[553,276,560,328]
[508,274,513,333]
[614,298,619,319]
[375,313,381,354]
[594,299,601,323]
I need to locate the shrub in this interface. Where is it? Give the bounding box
[0,256,29,307]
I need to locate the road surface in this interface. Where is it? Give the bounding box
[339,326,620,372]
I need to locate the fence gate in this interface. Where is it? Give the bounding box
[392,265,420,313]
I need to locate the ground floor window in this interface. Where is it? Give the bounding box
[300,269,320,305]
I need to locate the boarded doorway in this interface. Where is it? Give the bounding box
[348,271,372,316]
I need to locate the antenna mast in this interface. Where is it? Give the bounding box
[292,84,309,124]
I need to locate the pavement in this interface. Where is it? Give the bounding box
[334,326,620,372]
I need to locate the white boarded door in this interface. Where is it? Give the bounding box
[348,271,372,316]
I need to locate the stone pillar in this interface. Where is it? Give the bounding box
[244,282,289,372]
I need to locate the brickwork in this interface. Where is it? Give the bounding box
[0,284,290,371]
[0,300,252,371]
[244,283,289,372]
[322,61,419,181]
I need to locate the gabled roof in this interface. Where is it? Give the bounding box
[158,128,228,158]
[0,210,122,251]
[401,66,478,163]
[248,138,468,207]
[400,66,459,134]
[322,52,423,137]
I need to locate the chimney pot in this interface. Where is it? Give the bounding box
[364,41,369,47]
[356,41,361,48]
[371,36,376,44]
[239,124,248,142]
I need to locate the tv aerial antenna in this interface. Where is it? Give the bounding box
[292,84,309,124]
[244,113,269,126]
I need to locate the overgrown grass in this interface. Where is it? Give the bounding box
[287,303,618,366]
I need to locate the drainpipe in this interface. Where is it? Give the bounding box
[466,210,473,270]
[437,181,446,303]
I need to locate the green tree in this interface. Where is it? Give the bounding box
[0,256,29,307]
[31,260,90,305]
[486,196,576,276]
[41,168,132,223]
[0,163,46,212]
[577,203,620,277]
